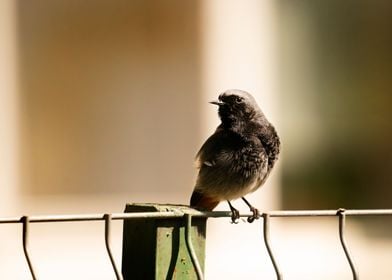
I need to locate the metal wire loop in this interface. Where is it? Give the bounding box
[21,216,37,280]
[337,208,359,280]
[104,214,123,280]
[184,214,204,280]
[262,213,283,280]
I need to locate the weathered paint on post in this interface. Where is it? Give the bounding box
[122,203,206,280]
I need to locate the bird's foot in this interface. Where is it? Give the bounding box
[247,207,260,223]
[230,208,240,224]
[227,201,240,224]
[241,197,260,223]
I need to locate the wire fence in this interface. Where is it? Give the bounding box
[2,208,392,280]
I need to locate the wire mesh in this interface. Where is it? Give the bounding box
[2,208,392,279]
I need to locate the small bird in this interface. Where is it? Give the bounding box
[190,89,280,223]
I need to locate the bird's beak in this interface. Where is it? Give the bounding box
[209,100,224,106]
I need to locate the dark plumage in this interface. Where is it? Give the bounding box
[190,89,280,223]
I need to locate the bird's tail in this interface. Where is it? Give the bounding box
[190,190,219,211]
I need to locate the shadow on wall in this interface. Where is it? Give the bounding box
[278,0,392,213]
[18,1,202,196]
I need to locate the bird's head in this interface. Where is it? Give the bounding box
[210,89,263,127]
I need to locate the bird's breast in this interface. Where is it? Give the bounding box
[231,145,266,177]
[216,145,268,199]
[195,135,269,201]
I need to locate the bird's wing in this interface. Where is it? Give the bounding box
[193,129,239,200]
[257,125,280,170]
[195,129,231,169]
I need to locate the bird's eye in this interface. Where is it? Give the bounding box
[235,96,243,103]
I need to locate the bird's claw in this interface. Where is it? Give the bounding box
[247,207,260,223]
[230,208,240,224]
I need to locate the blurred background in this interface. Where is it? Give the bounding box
[1,0,392,279]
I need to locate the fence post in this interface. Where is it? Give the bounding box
[122,203,206,280]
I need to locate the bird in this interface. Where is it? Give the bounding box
[190,89,280,223]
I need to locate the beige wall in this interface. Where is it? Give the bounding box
[18,1,202,197]
[1,1,283,279]
[0,0,19,215]
[201,0,280,212]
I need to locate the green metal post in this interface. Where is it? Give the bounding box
[122,203,206,280]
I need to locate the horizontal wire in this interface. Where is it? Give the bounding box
[267,209,392,217]
[1,209,392,224]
